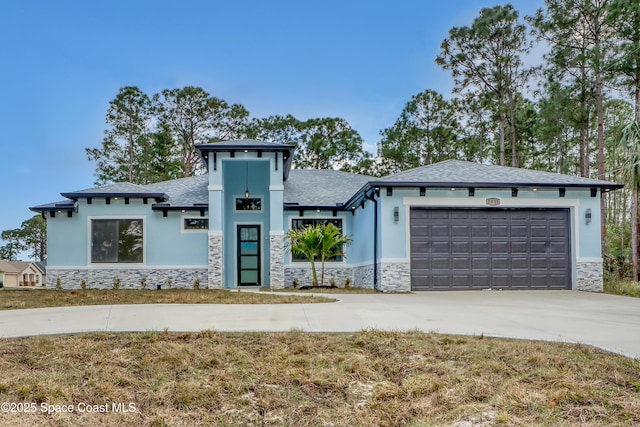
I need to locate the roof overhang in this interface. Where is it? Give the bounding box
[196,142,296,180]
[152,203,208,217]
[343,180,624,214]
[60,191,168,201]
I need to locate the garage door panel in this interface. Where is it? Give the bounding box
[531,226,549,237]
[550,242,568,254]
[511,258,529,269]
[472,225,490,237]
[410,208,570,291]
[452,257,471,269]
[432,241,450,254]
[452,225,470,237]
[491,241,509,254]
[431,257,450,269]
[471,241,490,253]
[511,225,528,238]
[452,242,470,253]
[511,241,529,253]
[432,225,449,237]
[472,258,490,269]
[491,225,509,237]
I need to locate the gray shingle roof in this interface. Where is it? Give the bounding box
[144,175,209,206]
[62,182,159,195]
[377,160,622,188]
[284,169,374,206]
[201,139,293,147]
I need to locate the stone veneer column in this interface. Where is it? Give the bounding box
[379,261,411,292]
[576,259,603,292]
[269,232,285,289]
[208,231,224,289]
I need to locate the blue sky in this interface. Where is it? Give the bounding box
[0,0,544,256]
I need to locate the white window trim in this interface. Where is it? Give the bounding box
[233,194,264,213]
[181,214,209,233]
[287,215,348,264]
[87,215,146,266]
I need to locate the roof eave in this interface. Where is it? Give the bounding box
[60,192,168,201]
[367,181,624,190]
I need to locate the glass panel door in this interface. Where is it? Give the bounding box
[237,225,261,286]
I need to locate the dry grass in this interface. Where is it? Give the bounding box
[0,289,333,310]
[0,330,639,426]
[264,287,379,294]
[604,280,640,298]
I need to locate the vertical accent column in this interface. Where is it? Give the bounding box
[208,231,224,289]
[269,231,285,289]
[269,153,285,288]
[208,151,225,289]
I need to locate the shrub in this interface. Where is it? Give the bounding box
[140,278,147,289]
[80,279,87,290]
[55,277,62,291]
[329,278,337,288]
[193,279,200,290]
[344,278,351,288]
[113,278,121,290]
[165,278,173,289]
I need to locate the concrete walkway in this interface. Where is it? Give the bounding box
[1,291,639,358]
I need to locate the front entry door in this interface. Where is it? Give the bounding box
[237,225,261,286]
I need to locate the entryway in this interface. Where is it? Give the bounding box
[237,224,261,286]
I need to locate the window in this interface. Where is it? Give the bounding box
[184,218,208,230]
[91,219,143,263]
[291,218,343,262]
[235,197,262,211]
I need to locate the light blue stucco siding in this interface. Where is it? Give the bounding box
[348,202,375,265]
[222,158,271,288]
[46,199,207,267]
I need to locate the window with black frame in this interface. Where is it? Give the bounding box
[291,218,343,262]
[183,217,208,230]
[91,219,143,263]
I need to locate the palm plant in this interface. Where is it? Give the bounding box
[622,121,640,281]
[286,223,352,287]
[286,224,322,286]
[318,223,352,286]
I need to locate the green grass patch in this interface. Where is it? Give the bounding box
[0,289,334,310]
[0,331,638,426]
[604,280,640,298]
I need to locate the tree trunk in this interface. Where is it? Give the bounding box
[498,116,506,166]
[633,188,639,282]
[310,258,318,287]
[596,72,606,241]
[509,92,518,167]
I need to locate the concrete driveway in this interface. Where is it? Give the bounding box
[1,290,639,358]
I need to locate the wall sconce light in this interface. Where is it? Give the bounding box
[244,161,250,199]
[585,209,592,224]
[393,206,399,223]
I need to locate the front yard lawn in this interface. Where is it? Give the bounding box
[0,330,638,426]
[0,289,333,310]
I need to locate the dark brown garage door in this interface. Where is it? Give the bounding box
[410,208,571,290]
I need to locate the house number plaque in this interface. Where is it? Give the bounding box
[486,198,500,206]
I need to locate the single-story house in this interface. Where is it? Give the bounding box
[31,139,622,292]
[0,260,46,287]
